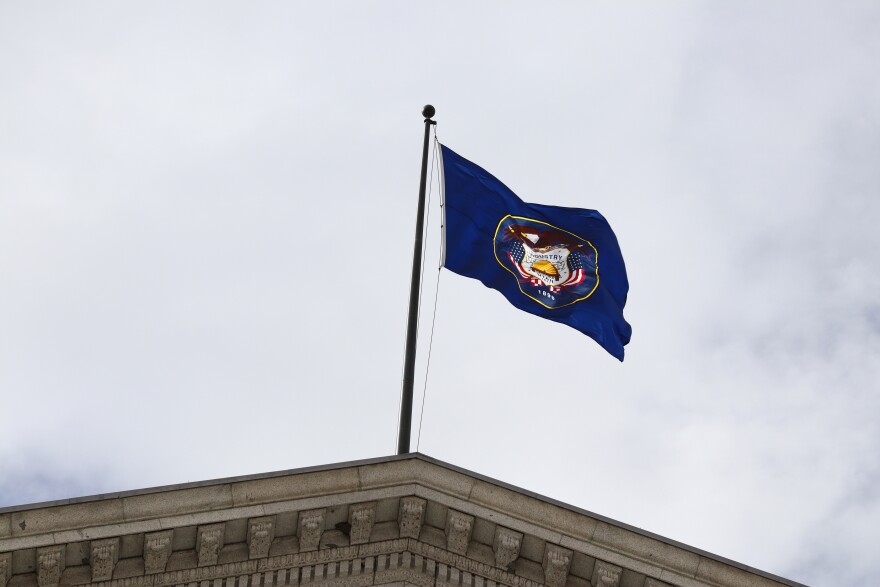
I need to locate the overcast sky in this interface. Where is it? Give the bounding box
[1,2,879,586]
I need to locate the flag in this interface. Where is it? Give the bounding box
[440,144,631,361]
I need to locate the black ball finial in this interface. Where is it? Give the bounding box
[422,104,435,119]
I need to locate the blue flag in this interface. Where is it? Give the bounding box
[441,145,631,361]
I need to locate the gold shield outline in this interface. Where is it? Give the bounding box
[493,214,600,310]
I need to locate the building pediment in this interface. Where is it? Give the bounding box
[0,455,803,587]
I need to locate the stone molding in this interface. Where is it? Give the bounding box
[409,540,541,587]
[0,514,794,587]
[0,456,802,587]
[41,539,551,587]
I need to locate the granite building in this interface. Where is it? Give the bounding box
[0,454,804,587]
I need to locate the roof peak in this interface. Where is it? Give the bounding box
[0,454,805,587]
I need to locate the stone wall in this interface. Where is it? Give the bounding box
[0,455,804,587]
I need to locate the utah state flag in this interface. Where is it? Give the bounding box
[440,145,631,361]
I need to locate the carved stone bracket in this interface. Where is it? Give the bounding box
[0,552,11,587]
[248,516,276,559]
[298,508,326,552]
[3,531,684,587]
[493,526,523,570]
[197,524,225,567]
[91,537,120,581]
[542,544,572,587]
[348,502,377,545]
[445,510,474,555]
[398,497,426,539]
[591,560,622,587]
[144,530,173,574]
[36,545,65,587]
[0,495,769,587]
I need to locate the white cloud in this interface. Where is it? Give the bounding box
[1,2,878,585]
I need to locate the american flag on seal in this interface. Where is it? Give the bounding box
[507,239,586,292]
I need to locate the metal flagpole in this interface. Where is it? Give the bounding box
[398,105,436,454]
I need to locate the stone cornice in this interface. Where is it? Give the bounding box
[0,454,806,587]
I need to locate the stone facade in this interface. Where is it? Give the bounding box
[0,455,804,587]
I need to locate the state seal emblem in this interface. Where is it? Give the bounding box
[493,215,599,309]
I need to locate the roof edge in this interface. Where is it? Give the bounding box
[0,452,809,587]
[0,452,419,514]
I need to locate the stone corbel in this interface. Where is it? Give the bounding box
[90,537,120,581]
[445,510,474,555]
[398,496,426,539]
[493,526,523,570]
[348,502,377,545]
[0,552,11,587]
[591,560,622,587]
[542,544,572,587]
[144,530,173,574]
[197,524,225,567]
[36,545,65,587]
[247,516,276,559]
[298,508,326,552]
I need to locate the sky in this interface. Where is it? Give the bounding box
[1,2,878,586]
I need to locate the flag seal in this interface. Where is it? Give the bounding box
[493,215,599,309]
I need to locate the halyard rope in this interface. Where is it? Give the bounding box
[416,135,443,452]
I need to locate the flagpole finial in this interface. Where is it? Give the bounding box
[422,105,435,119]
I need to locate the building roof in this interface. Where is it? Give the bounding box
[0,453,806,587]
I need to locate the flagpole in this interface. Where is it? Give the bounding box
[398,104,436,454]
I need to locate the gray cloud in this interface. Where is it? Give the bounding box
[1,2,878,585]
[0,450,111,507]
